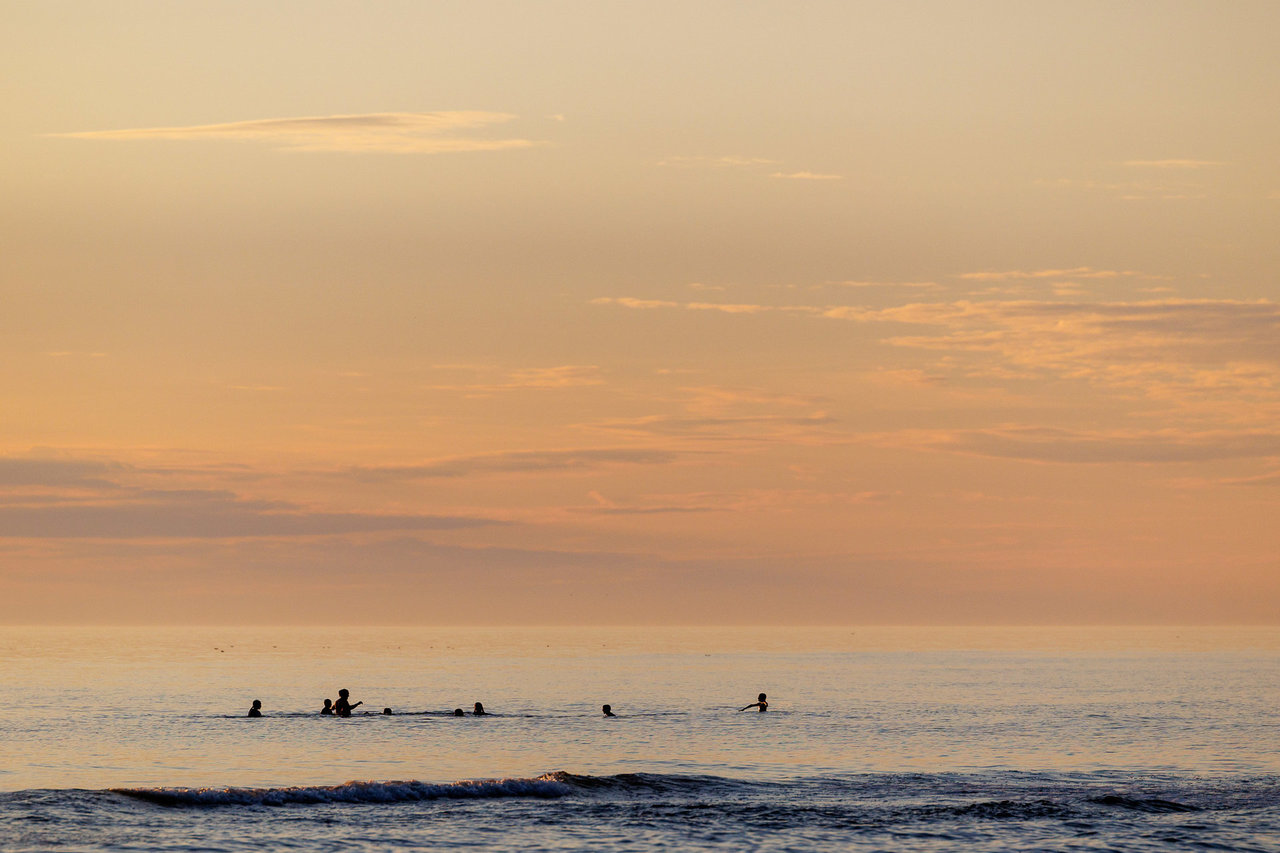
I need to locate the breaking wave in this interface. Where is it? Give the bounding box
[111,774,577,807]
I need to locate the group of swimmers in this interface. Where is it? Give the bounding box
[246,692,769,718]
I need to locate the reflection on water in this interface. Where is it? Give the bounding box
[2,627,1278,791]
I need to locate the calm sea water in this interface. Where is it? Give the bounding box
[1,626,1278,851]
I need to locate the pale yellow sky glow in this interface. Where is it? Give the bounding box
[2,1,1278,624]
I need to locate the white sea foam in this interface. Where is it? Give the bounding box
[113,774,574,807]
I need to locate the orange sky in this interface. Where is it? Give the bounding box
[2,1,1279,624]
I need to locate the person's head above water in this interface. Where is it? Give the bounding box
[382,707,393,715]
[473,702,485,715]
[338,689,350,698]
[758,693,767,703]
[252,699,261,709]
[602,704,615,716]
[323,698,332,708]
[453,708,465,716]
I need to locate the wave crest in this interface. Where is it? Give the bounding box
[113,774,574,808]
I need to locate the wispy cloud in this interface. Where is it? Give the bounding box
[52,112,543,154]
[592,297,681,310]
[829,280,940,290]
[0,457,124,489]
[770,171,843,181]
[588,413,834,442]
[957,267,1155,281]
[828,298,1280,409]
[571,487,887,515]
[595,291,1280,423]
[678,385,825,412]
[592,296,814,316]
[573,490,719,515]
[878,426,1280,464]
[0,485,496,539]
[686,302,777,314]
[427,365,605,393]
[351,448,682,481]
[1123,159,1226,169]
[1213,469,1280,487]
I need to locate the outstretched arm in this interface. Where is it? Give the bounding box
[739,702,762,711]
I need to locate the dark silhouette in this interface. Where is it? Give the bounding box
[472,702,487,716]
[382,707,393,715]
[602,704,616,717]
[740,692,768,712]
[453,708,465,717]
[334,689,362,718]
[320,698,333,716]
[247,699,262,718]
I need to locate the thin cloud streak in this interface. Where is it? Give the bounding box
[956,268,1155,281]
[588,413,835,441]
[876,426,1280,464]
[0,458,125,489]
[1123,159,1226,168]
[52,112,543,153]
[351,448,684,481]
[0,494,497,539]
[770,171,843,180]
[427,365,605,393]
[592,297,815,315]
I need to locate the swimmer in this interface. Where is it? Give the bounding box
[602,704,616,717]
[334,688,362,718]
[247,699,262,718]
[472,702,487,716]
[739,693,768,712]
[382,707,393,715]
[320,698,333,716]
[453,708,465,717]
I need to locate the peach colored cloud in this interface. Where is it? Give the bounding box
[53,112,542,153]
[870,425,1280,464]
[956,267,1154,281]
[350,448,683,480]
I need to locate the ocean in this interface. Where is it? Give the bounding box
[1,626,1277,851]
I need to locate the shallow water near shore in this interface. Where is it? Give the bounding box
[2,626,1278,851]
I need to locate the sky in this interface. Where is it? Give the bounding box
[2,1,1279,624]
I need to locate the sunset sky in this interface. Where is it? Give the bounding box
[3,1,1279,624]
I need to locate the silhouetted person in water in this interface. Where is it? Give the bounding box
[740,693,768,712]
[382,708,393,715]
[602,704,616,717]
[453,708,465,717]
[334,689,362,717]
[472,702,487,716]
[247,699,262,718]
[320,699,333,716]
